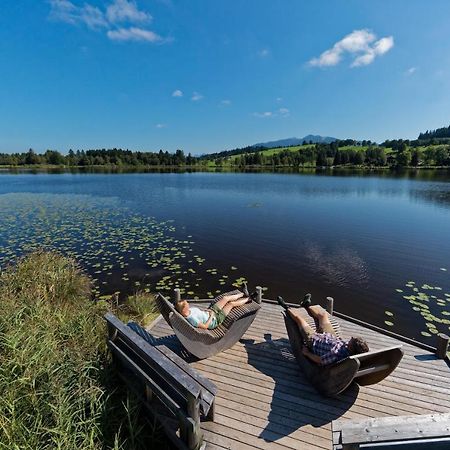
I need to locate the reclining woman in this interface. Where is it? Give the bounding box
[277,294,369,366]
[176,289,251,330]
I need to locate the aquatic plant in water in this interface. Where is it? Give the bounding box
[0,193,249,299]
[389,270,450,340]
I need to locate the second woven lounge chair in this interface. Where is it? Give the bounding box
[284,311,404,397]
[156,290,261,359]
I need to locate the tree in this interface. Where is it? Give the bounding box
[25,148,40,165]
[411,149,422,167]
[396,151,411,167]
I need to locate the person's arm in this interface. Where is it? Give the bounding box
[196,311,213,329]
[301,346,323,365]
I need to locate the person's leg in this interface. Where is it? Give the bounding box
[305,305,335,335]
[287,308,315,342]
[221,297,249,315]
[215,292,244,309]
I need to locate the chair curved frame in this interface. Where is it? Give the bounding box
[155,291,261,359]
[284,312,403,397]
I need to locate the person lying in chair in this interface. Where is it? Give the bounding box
[277,294,369,366]
[175,285,255,330]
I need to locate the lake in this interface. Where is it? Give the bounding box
[0,169,449,343]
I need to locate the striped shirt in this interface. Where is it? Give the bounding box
[310,332,349,366]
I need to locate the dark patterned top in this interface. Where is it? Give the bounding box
[311,332,349,366]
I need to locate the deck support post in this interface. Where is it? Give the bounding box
[173,288,181,305]
[255,286,263,304]
[436,333,449,359]
[326,297,334,316]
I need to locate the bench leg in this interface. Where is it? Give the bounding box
[205,401,215,422]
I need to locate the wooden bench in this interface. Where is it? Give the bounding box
[105,312,217,450]
[332,413,450,449]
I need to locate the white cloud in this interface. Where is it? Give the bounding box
[309,29,394,68]
[191,92,203,101]
[253,111,273,118]
[49,0,107,29]
[156,123,167,128]
[351,36,394,67]
[279,107,290,116]
[106,0,151,24]
[172,89,183,97]
[49,0,166,44]
[406,67,417,75]
[276,97,283,103]
[107,27,162,42]
[258,48,270,58]
[220,99,231,106]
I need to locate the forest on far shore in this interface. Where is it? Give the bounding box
[1,125,450,169]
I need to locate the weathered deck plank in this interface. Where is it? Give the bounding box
[147,302,450,449]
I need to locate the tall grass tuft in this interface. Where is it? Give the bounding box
[0,251,168,450]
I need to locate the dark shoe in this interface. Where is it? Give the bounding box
[277,296,289,310]
[299,293,312,308]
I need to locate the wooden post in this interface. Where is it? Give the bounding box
[326,297,334,316]
[436,333,450,359]
[173,288,181,305]
[255,286,263,304]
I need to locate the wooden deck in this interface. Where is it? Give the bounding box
[147,301,450,450]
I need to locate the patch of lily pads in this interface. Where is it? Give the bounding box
[0,193,254,300]
[388,272,450,341]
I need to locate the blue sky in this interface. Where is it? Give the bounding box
[1,0,450,155]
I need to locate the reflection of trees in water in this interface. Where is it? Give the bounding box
[410,187,450,208]
[303,242,369,287]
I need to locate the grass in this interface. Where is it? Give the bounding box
[0,251,167,450]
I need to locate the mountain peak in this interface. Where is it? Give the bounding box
[252,135,337,148]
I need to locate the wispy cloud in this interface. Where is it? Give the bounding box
[155,123,167,128]
[106,0,151,24]
[220,99,231,106]
[257,48,270,58]
[48,0,166,44]
[191,92,203,101]
[253,111,273,118]
[107,27,162,42]
[49,0,107,29]
[172,89,183,97]
[309,29,394,68]
[406,67,417,76]
[276,97,283,103]
[253,108,289,118]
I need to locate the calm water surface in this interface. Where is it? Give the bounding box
[1,170,449,343]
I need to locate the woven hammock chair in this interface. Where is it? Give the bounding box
[155,290,261,359]
[284,311,404,397]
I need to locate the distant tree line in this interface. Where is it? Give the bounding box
[418,125,450,140]
[213,141,450,168]
[0,148,198,167]
[1,125,450,168]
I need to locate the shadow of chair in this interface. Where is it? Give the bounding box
[243,333,359,443]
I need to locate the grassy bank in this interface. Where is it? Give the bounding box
[0,251,167,450]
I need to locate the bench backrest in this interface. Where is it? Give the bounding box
[105,312,202,418]
[127,320,217,416]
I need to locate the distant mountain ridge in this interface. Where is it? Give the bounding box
[252,135,337,148]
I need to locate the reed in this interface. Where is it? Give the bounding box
[0,251,168,449]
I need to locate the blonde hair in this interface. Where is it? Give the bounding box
[175,300,187,314]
